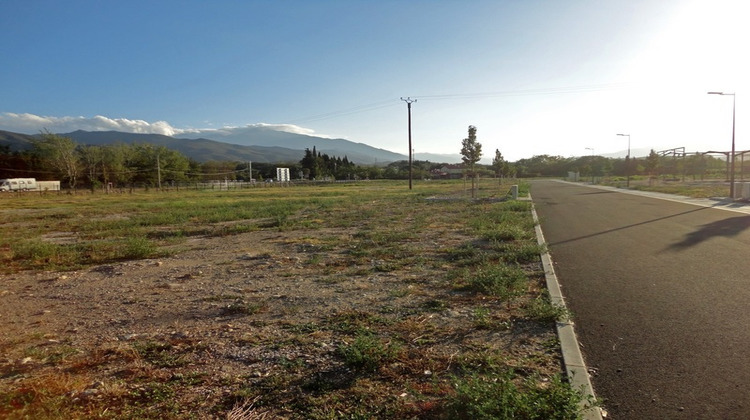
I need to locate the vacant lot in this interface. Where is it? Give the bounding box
[1,180,585,419]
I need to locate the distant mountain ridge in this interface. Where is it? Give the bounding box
[176,126,406,163]
[1,129,412,165]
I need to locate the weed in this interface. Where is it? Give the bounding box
[221,299,267,316]
[133,341,187,368]
[423,299,449,312]
[389,288,411,298]
[445,243,490,267]
[327,310,389,334]
[472,306,492,329]
[523,294,571,322]
[120,236,158,259]
[443,372,584,420]
[494,241,546,264]
[23,344,80,365]
[339,332,401,372]
[459,264,528,300]
[306,253,323,265]
[315,275,345,284]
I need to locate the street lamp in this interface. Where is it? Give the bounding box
[617,134,631,188]
[708,91,736,198]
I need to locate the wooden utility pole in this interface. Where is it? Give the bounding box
[401,97,416,190]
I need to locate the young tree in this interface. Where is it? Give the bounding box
[491,148,506,182]
[646,149,660,178]
[460,125,482,197]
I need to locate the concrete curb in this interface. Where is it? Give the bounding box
[530,195,603,420]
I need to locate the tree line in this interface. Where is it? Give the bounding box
[0,131,733,191]
[0,132,468,189]
[513,150,729,180]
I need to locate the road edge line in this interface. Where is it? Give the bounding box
[530,195,603,420]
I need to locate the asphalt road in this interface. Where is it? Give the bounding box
[531,180,750,419]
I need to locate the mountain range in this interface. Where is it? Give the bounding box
[0,128,467,165]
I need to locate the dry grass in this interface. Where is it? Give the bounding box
[0,180,589,419]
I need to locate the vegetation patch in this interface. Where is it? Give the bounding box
[0,180,593,419]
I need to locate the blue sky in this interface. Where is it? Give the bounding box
[1,0,747,161]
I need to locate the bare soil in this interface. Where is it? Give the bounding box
[0,202,562,419]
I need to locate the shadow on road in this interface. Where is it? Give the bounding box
[666,215,750,251]
[548,207,707,246]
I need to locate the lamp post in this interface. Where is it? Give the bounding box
[617,134,631,188]
[708,91,736,198]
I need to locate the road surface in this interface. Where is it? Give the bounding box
[532,180,750,419]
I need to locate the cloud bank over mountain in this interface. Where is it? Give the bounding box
[0,112,329,140]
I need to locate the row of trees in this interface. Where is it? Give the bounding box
[299,146,357,180]
[0,133,467,189]
[513,150,729,180]
[1,131,735,191]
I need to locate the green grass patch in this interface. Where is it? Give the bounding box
[338,331,401,372]
[443,372,585,420]
[457,264,528,300]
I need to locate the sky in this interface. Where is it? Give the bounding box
[1,0,747,162]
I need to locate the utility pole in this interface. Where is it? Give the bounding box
[157,154,162,190]
[401,97,416,190]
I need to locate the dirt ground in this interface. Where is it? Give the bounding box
[0,203,563,419]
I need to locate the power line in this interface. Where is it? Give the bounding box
[286,83,630,125]
[289,99,398,124]
[414,83,631,101]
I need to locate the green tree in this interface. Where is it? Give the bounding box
[101,143,131,187]
[129,144,189,187]
[646,149,660,177]
[491,148,507,181]
[460,125,482,197]
[300,147,323,180]
[202,160,238,181]
[79,144,105,191]
[32,131,81,190]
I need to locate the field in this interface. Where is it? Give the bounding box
[0,179,588,419]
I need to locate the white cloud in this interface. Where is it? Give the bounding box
[0,113,331,139]
[0,113,186,136]
[188,123,331,138]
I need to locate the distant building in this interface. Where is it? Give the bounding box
[435,164,464,179]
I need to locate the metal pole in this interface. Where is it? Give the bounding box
[628,136,631,187]
[708,92,736,198]
[731,94,736,197]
